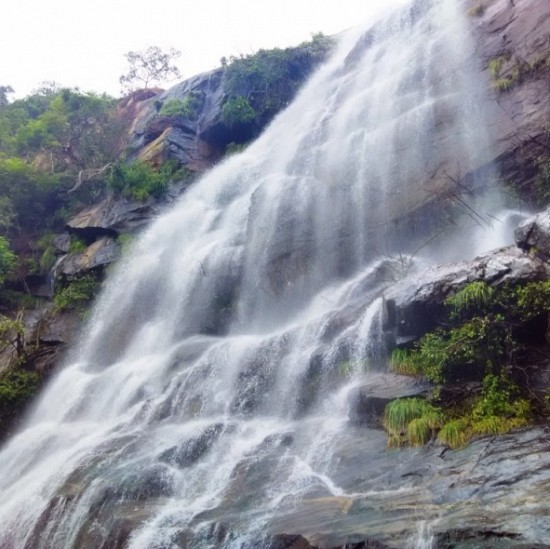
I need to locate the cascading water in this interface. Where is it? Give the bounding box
[0,1,514,547]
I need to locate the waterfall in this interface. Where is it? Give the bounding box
[0,0,505,547]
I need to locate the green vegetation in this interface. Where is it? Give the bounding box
[0,315,25,359]
[386,280,550,449]
[68,236,87,254]
[116,232,135,254]
[0,368,39,413]
[0,237,16,286]
[54,273,100,311]
[220,33,334,141]
[225,142,248,155]
[488,49,550,94]
[107,160,177,201]
[158,92,203,120]
[445,280,495,318]
[221,97,257,128]
[384,398,442,447]
[0,85,129,303]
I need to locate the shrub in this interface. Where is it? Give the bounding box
[0,368,39,412]
[0,236,16,286]
[221,97,256,128]
[385,280,549,450]
[220,33,334,137]
[225,142,248,155]
[107,160,176,201]
[0,315,24,358]
[158,92,203,120]
[54,274,100,311]
[69,236,87,254]
[389,347,421,376]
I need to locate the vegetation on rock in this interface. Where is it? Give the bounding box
[53,273,100,311]
[107,159,186,201]
[488,49,550,94]
[158,92,203,120]
[386,280,550,449]
[219,33,334,141]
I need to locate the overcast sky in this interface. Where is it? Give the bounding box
[2,0,408,99]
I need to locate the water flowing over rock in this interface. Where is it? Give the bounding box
[0,1,549,548]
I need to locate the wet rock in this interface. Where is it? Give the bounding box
[434,528,531,548]
[385,246,550,338]
[159,423,224,468]
[515,208,550,257]
[266,534,315,549]
[349,373,432,427]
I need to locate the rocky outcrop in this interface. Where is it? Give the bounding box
[129,69,226,170]
[57,237,120,277]
[515,207,550,256]
[349,373,432,427]
[66,194,161,236]
[384,245,550,339]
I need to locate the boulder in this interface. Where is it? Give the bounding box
[53,232,71,254]
[515,207,550,257]
[58,237,120,276]
[348,373,432,427]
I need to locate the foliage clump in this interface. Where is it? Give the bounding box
[384,398,442,447]
[107,160,178,201]
[158,92,203,120]
[488,49,550,95]
[220,33,334,141]
[54,274,100,311]
[386,280,550,449]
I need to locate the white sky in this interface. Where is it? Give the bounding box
[2,0,408,99]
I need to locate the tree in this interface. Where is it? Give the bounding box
[0,86,14,108]
[119,46,181,94]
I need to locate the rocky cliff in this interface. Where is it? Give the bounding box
[467,0,550,197]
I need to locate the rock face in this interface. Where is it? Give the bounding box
[466,0,550,194]
[129,69,226,170]
[267,427,550,547]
